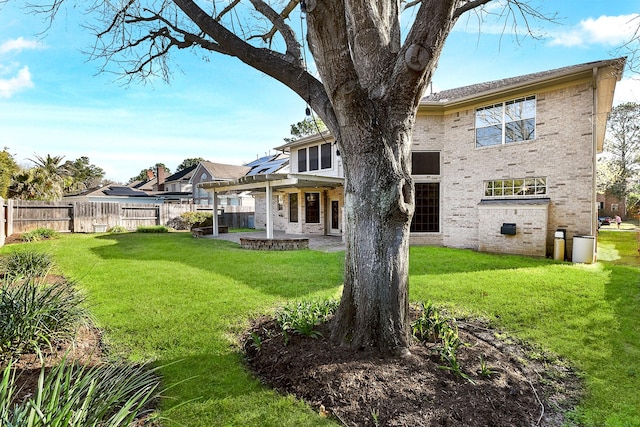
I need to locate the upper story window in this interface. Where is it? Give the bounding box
[297,143,332,172]
[298,148,307,172]
[484,177,546,198]
[412,151,440,175]
[309,146,319,171]
[321,143,332,169]
[476,96,536,148]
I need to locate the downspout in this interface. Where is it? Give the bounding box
[591,67,599,259]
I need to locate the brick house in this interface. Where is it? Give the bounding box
[597,191,627,220]
[201,58,625,259]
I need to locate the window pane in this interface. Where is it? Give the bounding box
[309,146,319,171]
[475,104,502,127]
[289,193,298,222]
[506,96,536,120]
[320,143,332,169]
[505,118,535,143]
[484,181,494,197]
[411,183,439,232]
[476,125,502,147]
[412,152,440,175]
[297,148,307,172]
[305,192,320,223]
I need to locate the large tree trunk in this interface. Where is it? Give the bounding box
[330,112,415,355]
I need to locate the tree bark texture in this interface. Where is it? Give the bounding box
[304,0,458,354]
[330,118,415,354]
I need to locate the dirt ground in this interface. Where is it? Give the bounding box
[244,317,581,427]
[6,325,105,402]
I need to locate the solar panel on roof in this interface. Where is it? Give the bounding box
[244,155,273,167]
[246,157,289,176]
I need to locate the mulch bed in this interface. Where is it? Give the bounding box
[244,317,581,427]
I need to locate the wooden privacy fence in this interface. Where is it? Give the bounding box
[0,199,223,238]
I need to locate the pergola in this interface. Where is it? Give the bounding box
[199,173,344,237]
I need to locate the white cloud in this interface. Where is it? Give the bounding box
[549,14,640,48]
[614,77,640,104]
[0,66,34,98]
[0,37,43,55]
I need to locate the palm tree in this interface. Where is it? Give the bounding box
[9,154,68,201]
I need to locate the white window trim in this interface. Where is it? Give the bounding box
[475,95,537,148]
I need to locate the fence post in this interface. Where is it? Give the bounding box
[6,199,13,237]
[0,198,5,247]
[71,202,76,232]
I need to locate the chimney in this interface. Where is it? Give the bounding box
[146,169,154,180]
[157,166,166,191]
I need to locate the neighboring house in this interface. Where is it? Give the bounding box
[64,185,160,204]
[597,191,626,220]
[201,58,624,259]
[191,161,252,205]
[162,165,197,193]
[151,165,196,204]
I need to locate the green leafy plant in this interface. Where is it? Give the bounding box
[411,301,448,343]
[136,225,170,233]
[108,225,128,233]
[478,355,494,378]
[0,358,162,426]
[0,276,87,361]
[250,332,263,352]
[276,299,339,339]
[20,228,59,242]
[412,301,472,381]
[1,250,54,280]
[439,352,475,384]
[371,408,380,427]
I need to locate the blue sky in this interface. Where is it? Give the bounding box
[1,1,639,183]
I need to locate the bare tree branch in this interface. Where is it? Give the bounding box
[214,0,241,22]
[248,0,299,47]
[247,0,302,62]
[453,0,492,20]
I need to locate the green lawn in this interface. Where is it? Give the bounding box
[2,230,638,426]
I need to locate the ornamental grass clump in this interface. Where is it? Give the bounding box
[0,276,87,362]
[1,250,54,281]
[108,225,128,233]
[20,228,59,243]
[277,299,339,339]
[0,358,162,426]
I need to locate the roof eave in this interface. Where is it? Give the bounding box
[419,58,626,113]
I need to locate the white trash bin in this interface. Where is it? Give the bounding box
[572,236,595,264]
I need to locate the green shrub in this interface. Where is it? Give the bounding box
[0,277,87,361]
[276,299,339,338]
[179,211,213,229]
[166,216,189,230]
[136,225,170,233]
[412,301,470,381]
[1,250,54,280]
[20,228,59,242]
[108,225,128,233]
[0,358,162,426]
